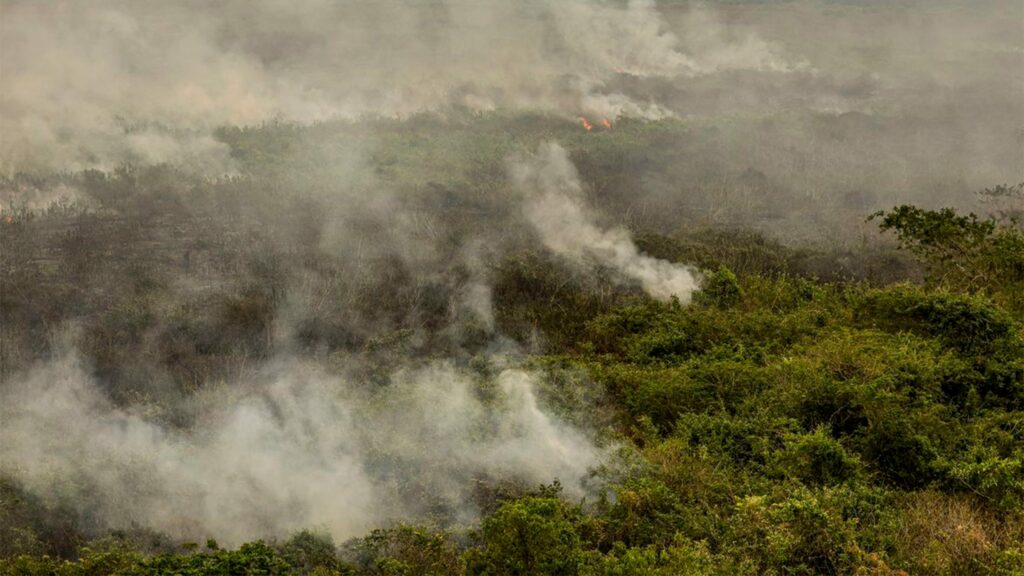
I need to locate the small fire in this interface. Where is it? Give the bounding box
[579,117,593,131]
[3,216,12,225]
[601,118,613,130]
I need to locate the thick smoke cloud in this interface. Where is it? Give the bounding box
[0,349,604,544]
[0,0,794,173]
[512,142,699,302]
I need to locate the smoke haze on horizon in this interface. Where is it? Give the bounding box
[1,0,801,173]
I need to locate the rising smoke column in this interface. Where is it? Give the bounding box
[510,142,699,302]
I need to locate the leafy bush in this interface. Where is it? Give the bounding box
[771,427,864,487]
[281,530,342,575]
[0,541,292,576]
[465,497,583,576]
[859,417,940,489]
[695,267,742,310]
[345,526,461,576]
[871,204,1024,311]
[856,284,1016,355]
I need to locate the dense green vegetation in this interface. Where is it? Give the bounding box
[1,116,1021,575]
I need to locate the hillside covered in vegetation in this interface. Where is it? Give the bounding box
[2,0,1023,574]
[1,113,1022,576]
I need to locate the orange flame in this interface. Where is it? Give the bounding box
[2,216,12,225]
[579,117,593,131]
[601,118,613,130]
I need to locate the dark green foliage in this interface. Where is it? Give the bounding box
[695,266,742,309]
[856,284,1016,355]
[600,478,687,549]
[871,205,996,257]
[871,204,1024,311]
[465,497,583,576]
[1,541,292,576]
[674,413,789,467]
[771,427,863,487]
[859,418,939,489]
[130,542,292,575]
[280,531,341,575]
[345,526,461,576]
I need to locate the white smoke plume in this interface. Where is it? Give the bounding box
[0,0,794,173]
[0,350,604,544]
[511,142,699,302]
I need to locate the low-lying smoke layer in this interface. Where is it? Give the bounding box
[0,350,603,544]
[512,142,699,302]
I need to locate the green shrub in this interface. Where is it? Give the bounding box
[858,417,940,489]
[0,541,293,576]
[602,478,686,549]
[579,538,721,576]
[771,427,863,487]
[941,445,1024,513]
[855,284,1016,355]
[346,526,461,576]
[674,413,792,468]
[724,488,865,576]
[696,267,742,310]
[280,530,341,575]
[465,497,583,576]
[871,204,1024,308]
